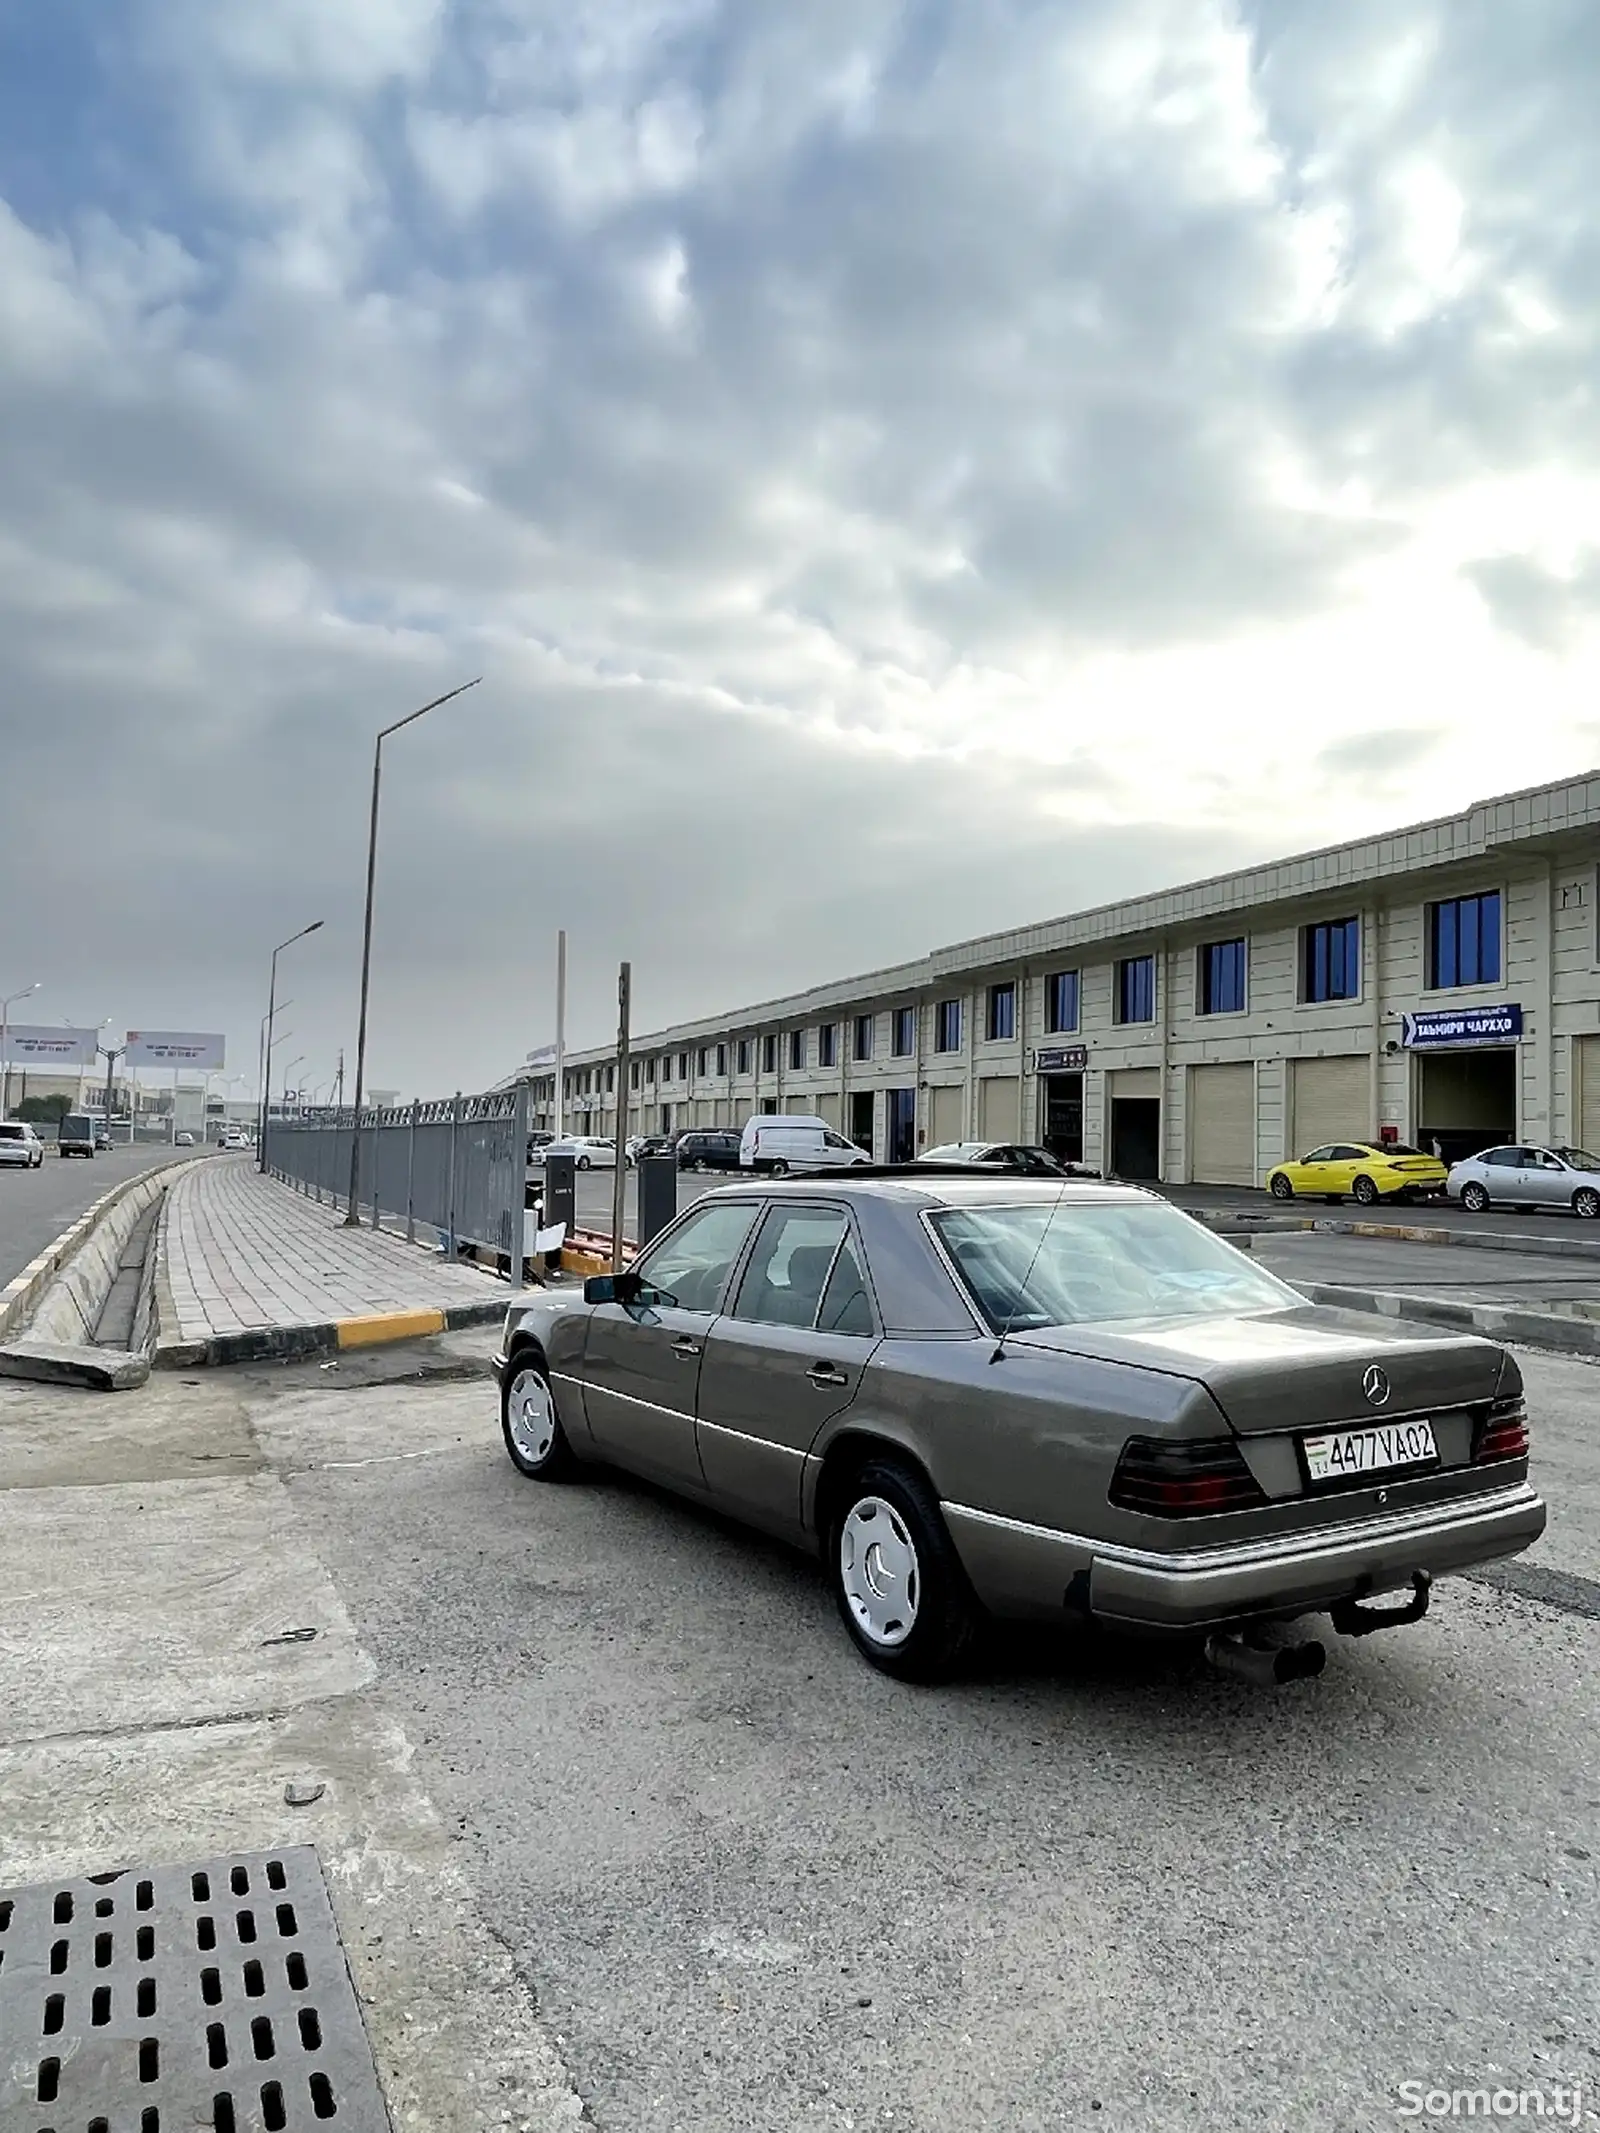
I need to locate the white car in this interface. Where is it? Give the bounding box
[536,1135,620,1171]
[1446,1143,1600,1218]
[739,1115,872,1175]
[0,1121,44,1169]
[918,1141,1087,1176]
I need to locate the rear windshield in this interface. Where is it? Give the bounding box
[0,1124,24,1140]
[62,1116,93,1134]
[929,1201,1299,1332]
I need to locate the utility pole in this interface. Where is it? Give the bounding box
[345,677,482,1225]
[554,929,567,1142]
[335,1049,345,1109]
[611,961,631,1272]
[99,1043,125,1138]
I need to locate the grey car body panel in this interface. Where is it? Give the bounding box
[496,1176,1545,1637]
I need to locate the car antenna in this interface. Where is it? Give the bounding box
[990,1182,1071,1365]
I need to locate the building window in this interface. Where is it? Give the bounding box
[630,1062,641,1090]
[737,1038,752,1075]
[854,1014,874,1062]
[892,1006,915,1057]
[678,1052,689,1082]
[697,1047,707,1077]
[605,1065,615,1092]
[986,982,1016,1042]
[1115,955,1156,1024]
[762,1033,777,1073]
[819,1023,837,1068]
[1199,938,1247,1015]
[790,1030,805,1070]
[1302,917,1360,1002]
[1044,971,1079,1034]
[1428,891,1501,989]
[646,1058,657,1084]
[716,1043,727,1076]
[934,998,962,1052]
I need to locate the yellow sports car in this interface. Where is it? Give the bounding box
[1266,1141,1448,1206]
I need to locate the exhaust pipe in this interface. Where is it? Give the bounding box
[1205,1633,1326,1687]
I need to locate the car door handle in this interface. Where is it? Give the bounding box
[671,1337,701,1360]
[806,1363,849,1388]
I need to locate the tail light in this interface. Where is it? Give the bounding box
[1475,1395,1529,1465]
[1109,1436,1267,1517]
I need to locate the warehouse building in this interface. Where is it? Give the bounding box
[530,768,1600,1186]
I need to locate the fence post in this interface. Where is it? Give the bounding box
[369,1112,381,1229]
[447,1092,461,1257]
[510,1082,529,1291]
[406,1100,419,1244]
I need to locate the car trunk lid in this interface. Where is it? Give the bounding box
[1008,1303,1502,1433]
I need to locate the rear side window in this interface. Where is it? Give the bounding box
[818,1238,875,1335]
[732,1207,848,1328]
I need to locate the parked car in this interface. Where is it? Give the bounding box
[1266,1141,1448,1206]
[493,1172,1544,1682]
[675,1128,745,1172]
[0,1121,44,1169]
[58,1113,97,1158]
[629,1133,677,1163]
[536,1134,618,1171]
[527,1131,555,1162]
[918,1141,1094,1176]
[175,1130,197,1148]
[1447,1144,1600,1218]
[740,1115,871,1175]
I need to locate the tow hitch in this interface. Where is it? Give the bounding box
[1330,1570,1432,1639]
[1204,1633,1327,1687]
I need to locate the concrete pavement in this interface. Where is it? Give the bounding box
[157,1155,509,1364]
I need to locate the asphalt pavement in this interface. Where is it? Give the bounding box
[0,1140,186,1288]
[1254,1231,1600,1305]
[273,1337,1600,2133]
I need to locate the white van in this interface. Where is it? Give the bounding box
[739,1114,871,1175]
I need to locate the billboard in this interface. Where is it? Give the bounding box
[126,1030,227,1070]
[3,1025,101,1066]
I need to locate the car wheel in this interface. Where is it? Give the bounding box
[1269,1172,1294,1200]
[1461,1181,1491,1214]
[770,1159,789,1177]
[500,1357,576,1480]
[576,1155,591,1171]
[1352,1174,1379,1206]
[1575,1188,1600,1220]
[827,1457,979,1683]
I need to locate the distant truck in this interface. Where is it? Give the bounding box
[58,1113,97,1158]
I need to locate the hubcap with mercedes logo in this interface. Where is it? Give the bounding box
[1362,1363,1391,1407]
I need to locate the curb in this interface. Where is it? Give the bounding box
[152,1297,508,1371]
[1180,1203,1600,1261]
[1292,1279,1600,1356]
[0,1154,197,1347]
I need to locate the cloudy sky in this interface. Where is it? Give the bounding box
[4,0,1598,1099]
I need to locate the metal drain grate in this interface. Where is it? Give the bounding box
[0,1845,390,2132]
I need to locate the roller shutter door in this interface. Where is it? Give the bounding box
[1290,1055,1369,1157]
[1578,1037,1600,1155]
[929,1083,965,1146]
[1189,1062,1256,1186]
[817,1092,842,1130]
[1108,1068,1160,1098]
[734,1099,753,1127]
[977,1075,1020,1141]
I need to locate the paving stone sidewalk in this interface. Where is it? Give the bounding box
[160,1154,504,1346]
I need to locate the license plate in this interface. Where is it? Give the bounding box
[1302,1417,1437,1482]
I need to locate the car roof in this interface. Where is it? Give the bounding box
[695,1168,1159,1210]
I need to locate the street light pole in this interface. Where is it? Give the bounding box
[345,677,482,1225]
[99,1043,125,1136]
[0,983,40,1119]
[611,961,631,1273]
[554,929,567,1142]
[260,925,323,1170]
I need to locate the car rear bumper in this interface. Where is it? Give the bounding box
[943,1480,1546,1633]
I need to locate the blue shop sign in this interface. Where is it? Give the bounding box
[1034,1045,1088,1073]
[1401,1003,1523,1049]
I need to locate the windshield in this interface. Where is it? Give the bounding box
[930,1200,1301,1332]
[1554,1148,1600,1170]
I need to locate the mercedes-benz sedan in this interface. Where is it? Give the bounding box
[493,1172,1544,1681]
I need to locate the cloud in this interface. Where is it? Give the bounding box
[3,0,1600,1093]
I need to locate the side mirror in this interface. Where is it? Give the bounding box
[584,1270,642,1306]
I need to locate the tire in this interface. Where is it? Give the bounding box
[500,1355,576,1480]
[1269,1172,1294,1201]
[576,1155,591,1171]
[770,1159,789,1177]
[1352,1174,1379,1206]
[827,1456,979,1683]
[1462,1181,1491,1214]
[1575,1188,1600,1220]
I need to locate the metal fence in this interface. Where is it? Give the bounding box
[262,1085,531,1285]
